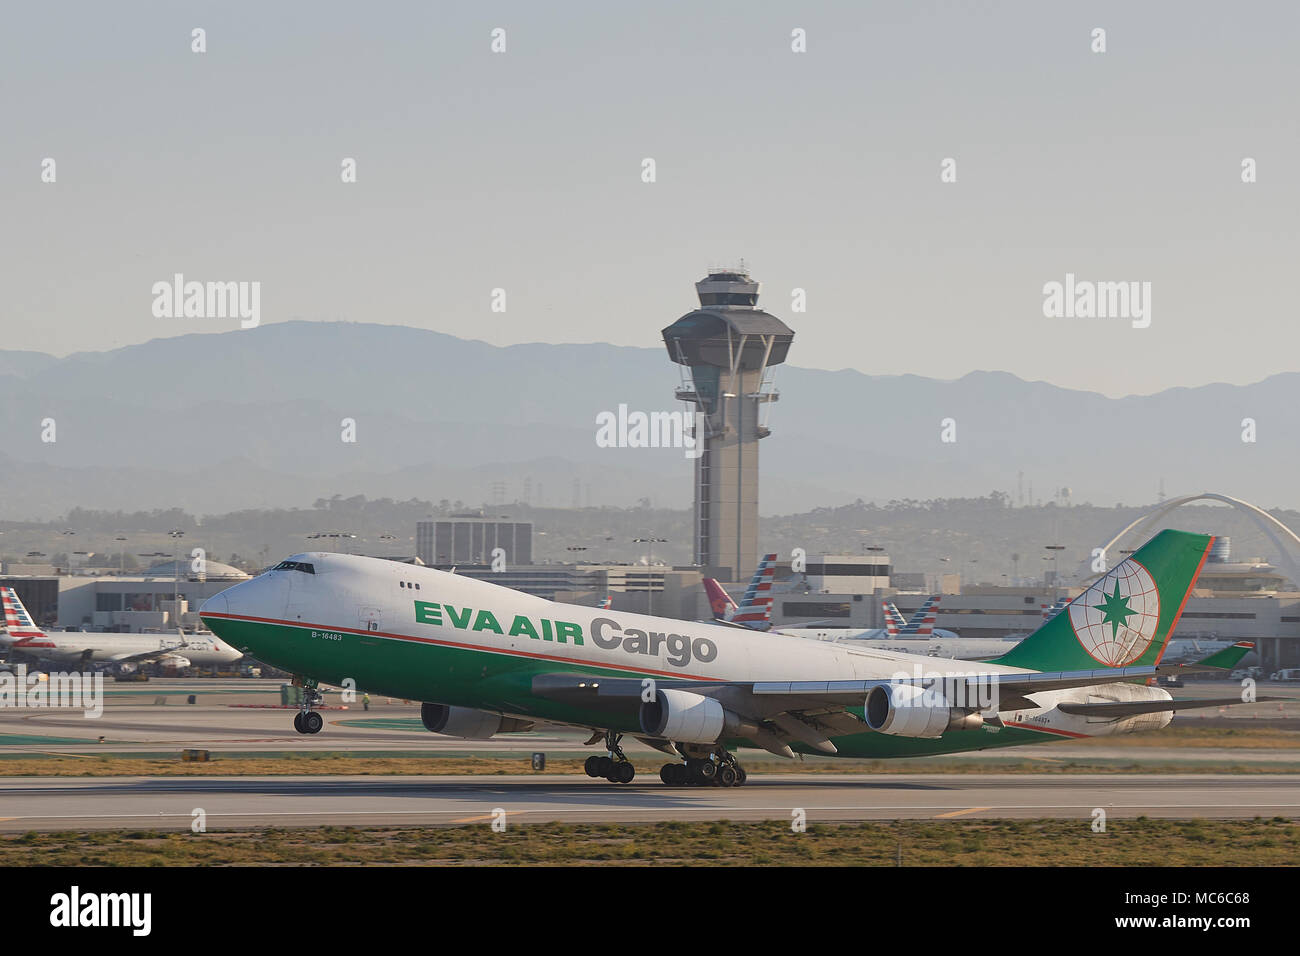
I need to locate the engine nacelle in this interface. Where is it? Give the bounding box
[865,683,984,738]
[639,689,727,744]
[420,702,532,739]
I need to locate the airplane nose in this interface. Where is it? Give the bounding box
[201,593,229,617]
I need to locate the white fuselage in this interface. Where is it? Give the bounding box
[13,631,242,667]
[201,553,1173,741]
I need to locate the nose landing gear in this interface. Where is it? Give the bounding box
[292,679,324,734]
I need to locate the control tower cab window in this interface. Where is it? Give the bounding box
[272,560,315,574]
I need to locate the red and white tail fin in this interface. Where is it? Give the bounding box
[885,596,941,637]
[882,600,903,637]
[1,587,47,645]
[598,594,613,610]
[729,553,778,629]
[899,595,939,637]
[703,578,738,619]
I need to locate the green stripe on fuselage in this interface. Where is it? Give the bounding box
[205,616,1058,759]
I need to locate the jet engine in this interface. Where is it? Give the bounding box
[419,702,533,739]
[639,689,727,743]
[864,683,985,738]
[639,689,819,758]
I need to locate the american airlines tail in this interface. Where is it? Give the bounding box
[704,553,778,630]
[883,595,939,637]
[880,600,908,635]
[728,553,778,628]
[0,586,47,646]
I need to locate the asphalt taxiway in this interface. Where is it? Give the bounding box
[3,679,1298,765]
[1,773,1297,830]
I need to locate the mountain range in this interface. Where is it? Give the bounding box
[0,321,1293,519]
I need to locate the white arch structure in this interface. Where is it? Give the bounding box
[1092,492,1300,589]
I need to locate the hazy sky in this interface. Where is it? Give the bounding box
[3,1,1296,397]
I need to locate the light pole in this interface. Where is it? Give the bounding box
[59,529,76,574]
[1045,544,1065,587]
[168,530,185,629]
[633,536,667,616]
[308,531,357,554]
[138,552,169,616]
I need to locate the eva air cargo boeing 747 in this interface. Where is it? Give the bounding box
[200,530,1259,787]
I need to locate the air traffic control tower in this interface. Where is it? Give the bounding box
[663,268,794,582]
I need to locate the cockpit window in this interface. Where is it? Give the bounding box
[272,560,315,574]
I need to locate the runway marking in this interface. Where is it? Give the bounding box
[3,801,1299,825]
[935,806,990,818]
[41,751,95,758]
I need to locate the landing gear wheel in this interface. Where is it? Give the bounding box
[734,765,747,786]
[695,759,717,783]
[293,679,324,735]
[595,730,635,784]
[661,763,690,786]
[718,765,737,787]
[585,755,605,778]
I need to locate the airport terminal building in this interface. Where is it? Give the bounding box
[762,551,1300,671]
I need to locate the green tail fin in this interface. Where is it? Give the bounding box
[992,529,1213,672]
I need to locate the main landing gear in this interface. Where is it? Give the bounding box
[659,746,748,787]
[584,730,635,784]
[293,679,324,735]
[582,735,749,787]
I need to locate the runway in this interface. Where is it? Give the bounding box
[1,773,1297,830]
[3,678,1298,764]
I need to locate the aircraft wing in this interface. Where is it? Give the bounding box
[772,619,838,631]
[693,618,769,631]
[534,665,1157,707]
[530,665,1162,753]
[102,645,188,665]
[1058,696,1283,718]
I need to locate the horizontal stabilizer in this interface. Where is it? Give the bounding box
[1166,641,1255,673]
